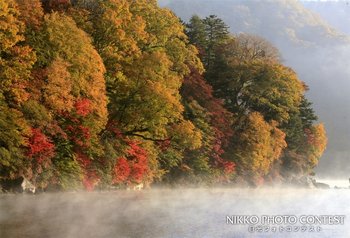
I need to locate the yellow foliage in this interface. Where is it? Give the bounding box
[306,123,327,168]
[43,58,74,113]
[42,12,108,129]
[0,0,24,51]
[235,112,287,183]
[0,0,36,106]
[171,121,203,150]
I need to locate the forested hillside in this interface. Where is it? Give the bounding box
[160,0,350,178]
[0,0,326,190]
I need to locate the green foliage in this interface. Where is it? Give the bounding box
[186,15,207,50]
[210,41,304,124]
[0,97,30,178]
[186,14,229,69]
[0,0,35,179]
[185,14,327,183]
[54,156,83,190]
[180,100,215,180]
[21,100,52,127]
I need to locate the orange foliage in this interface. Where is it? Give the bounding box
[305,123,327,168]
[74,98,92,117]
[43,58,74,113]
[15,0,44,29]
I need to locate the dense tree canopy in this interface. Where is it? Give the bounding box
[0,1,327,190]
[0,0,34,179]
[186,15,327,184]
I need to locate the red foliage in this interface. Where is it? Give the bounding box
[126,141,146,157]
[254,177,265,187]
[78,125,91,139]
[66,124,91,147]
[222,160,235,174]
[305,128,315,145]
[60,98,99,190]
[113,141,150,184]
[211,130,235,175]
[113,157,131,183]
[74,98,92,117]
[76,152,100,191]
[42,0,71,12]
[83,171,100,191]
[28,69,47,102]
[106,120,123,139]
[76,151,91,168]
[214,155,235,175]
[45,122,68,140]
[27,128,55,164]
[127,141,149,183]
[209,99,234,146]
[182,66,235,176]
[157,139,171,151]
[182,66,233,146]
[82,177,94,191]
[181,66,213,102]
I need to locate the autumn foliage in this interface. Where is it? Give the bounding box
[0,0,327,190]
[27,128,55,162]
[112,141,149,184]
[113,157,131,184]
[26,128,55,179]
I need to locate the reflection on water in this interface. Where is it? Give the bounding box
[0,187,349,238]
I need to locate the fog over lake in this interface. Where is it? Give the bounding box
[1,187,350,238]
[2,1,350,238]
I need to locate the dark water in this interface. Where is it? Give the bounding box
[0,188,349,238]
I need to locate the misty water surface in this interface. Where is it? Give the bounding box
[1,186,350,238]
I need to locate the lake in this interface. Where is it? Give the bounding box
[1,186,350,238]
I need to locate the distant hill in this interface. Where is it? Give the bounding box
[159,0,350,178]
[159,0,349,47]
[303,0,350,35]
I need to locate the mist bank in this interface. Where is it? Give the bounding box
[1,188,349,238]
[159,0,350,178]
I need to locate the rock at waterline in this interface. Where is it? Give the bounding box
[0,177,36,194]
[313,182,330,189]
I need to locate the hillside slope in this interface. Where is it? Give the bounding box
[160,0,350,177]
